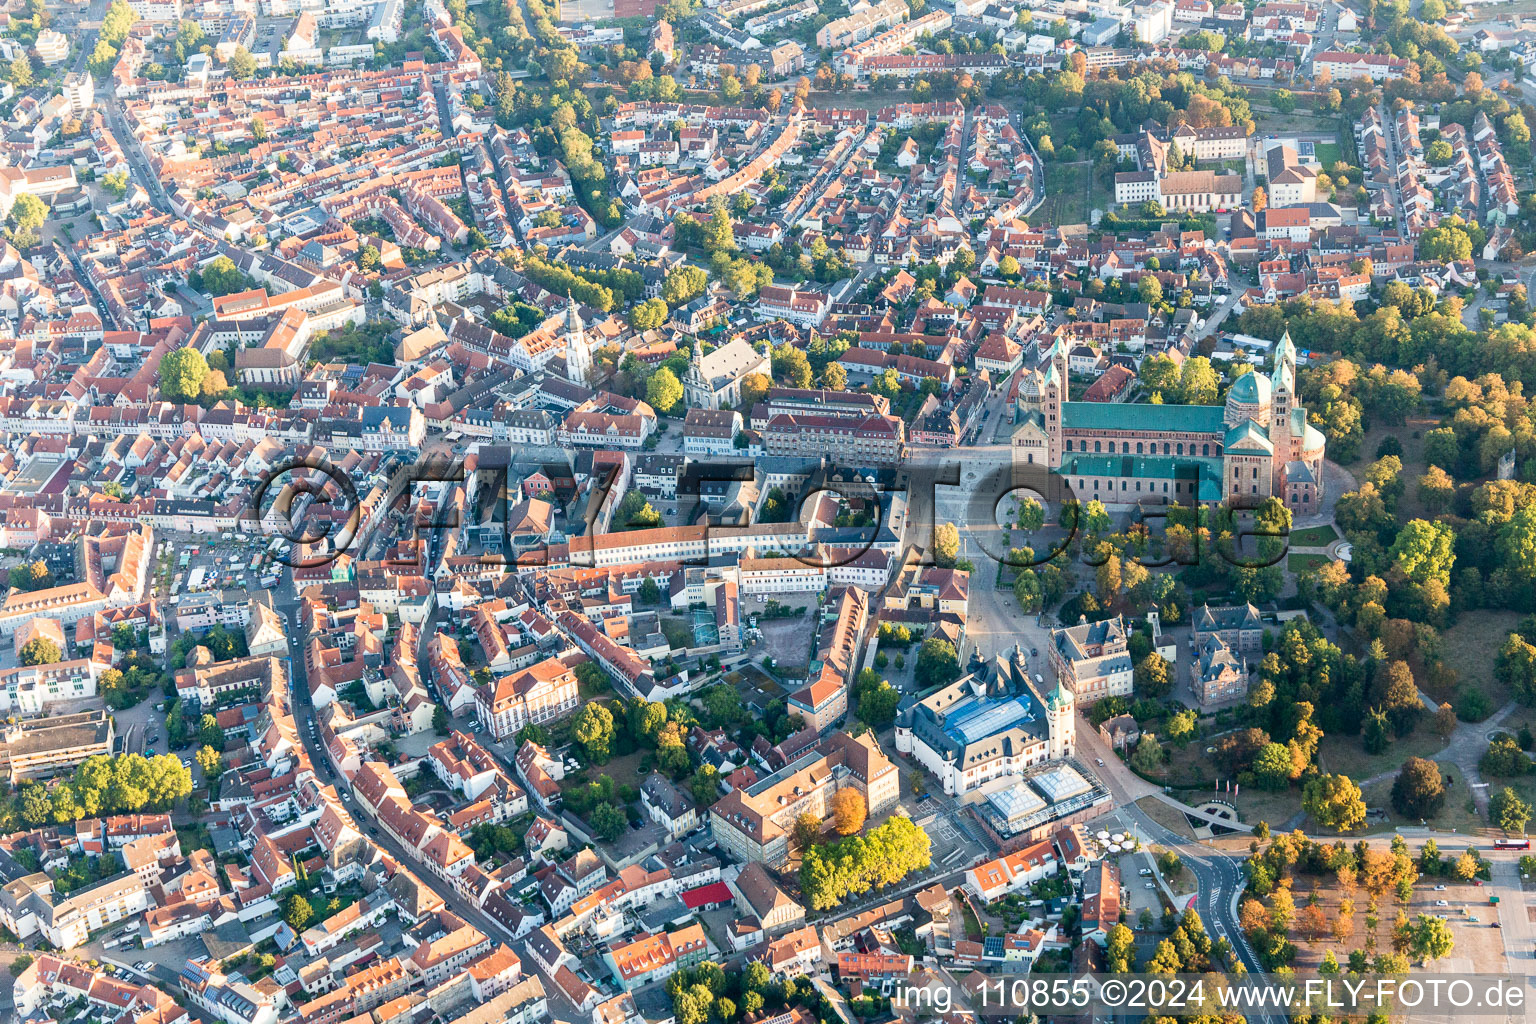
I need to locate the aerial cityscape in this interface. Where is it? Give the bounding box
[0,0,1525,1016]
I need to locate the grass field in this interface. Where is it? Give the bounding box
[1312,142,1343,168]
[1038,161,1109,226]
[1313,729,1447,781]
[1360,762,1483,834]
[1289,525,1339,547]
[1135,796,1198,840]
[1442,610,1524,710]
[1288,552,1331,573]
[1349,415,1440,521]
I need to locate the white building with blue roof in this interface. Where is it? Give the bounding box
[894,644,1074,797]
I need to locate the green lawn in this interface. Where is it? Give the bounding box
[1289,525,1339,547]
[1312,142,1343,168]
[1041,162,1097,225]
[1288,552,1331,573]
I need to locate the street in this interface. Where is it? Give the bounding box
[274,586,591,1021]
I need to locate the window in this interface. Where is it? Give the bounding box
[1137,442,1144,454]
[1177,443,1184,455]
[1095,441,1102,453]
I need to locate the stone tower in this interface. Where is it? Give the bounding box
[1269,329,1296,479]
[1042,336,1068,466]
[1045,676,1075,761]
[562,294,590,388]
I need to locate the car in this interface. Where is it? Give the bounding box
[1474,879,1484,886]
[1096,758,1105,766]
[1144,882,1155,889]
[1434,885,1447,891]
[1435,899,1449,906]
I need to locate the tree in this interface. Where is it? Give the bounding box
[1496,634,1536,704]
[793,811,821,850]
[7,56,33,88]
[1303,773,1366,832]
[856,677,900,728]
[662,265,707,306]
[591,801,627,841]
[629,298,669,331]
[572,703,616,763]
[1391,757,1446,819]
[156,345,209,405]
[932,522,960,567]
[1389,519,1456,587]
[1433,702,1457,738]
[8,193,45,246]
[822,363,848,391]
[9,954,32,977]
[702,200,735,254]
[772,346,812,388]
[9,560,50,592]
[1013,497,1045,533]
[1419,222,1472,262]
[799,815,931,910]
[1178,357,1219,405]
[201,369,229,402]
[1129,733,1163,774]
[1106,923,1135,972]
[1492,786,1532,833]
[100,171,130,198]
[738,372,770,411]
[18,637,60,666]
[914,637,960,688]
[831,788,866,835]
[1167,708,1197,744]
[356,244,381,272]
[1254,742,1294,790]
[1134,653,1172,698]
[200,256,247,296]
[227,45,257,79]
[283,893,313,931]
[1409,914,1454,963]
[647,367,683,414]
[1138,274,1163,305]
[196,744,223,778]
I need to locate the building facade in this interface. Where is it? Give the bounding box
[1031,332,1326,514]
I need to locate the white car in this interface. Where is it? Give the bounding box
[1144,882,1155,889]
[1435,899,1450,907]
[1434,885,1447,891]
[1096,759,1105,767]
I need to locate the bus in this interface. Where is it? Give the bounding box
[1493,838,1530,850]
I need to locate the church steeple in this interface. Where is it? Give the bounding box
[562,291,590,387]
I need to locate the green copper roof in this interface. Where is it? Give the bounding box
[1061,401,1226,434]
[1059,454,1225,501]
[1228,371,1271,406]
[1224,420,1274,452]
